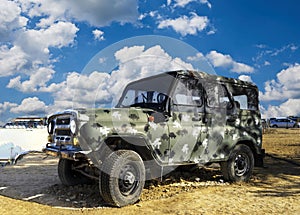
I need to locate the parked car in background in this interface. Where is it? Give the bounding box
[269,117,300,128]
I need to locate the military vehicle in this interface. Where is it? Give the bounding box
[44,70,265,207]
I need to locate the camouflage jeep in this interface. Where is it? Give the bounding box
[44,70,265,207]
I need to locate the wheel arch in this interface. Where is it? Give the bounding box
[103,135,158,163]
[235,140,264,167]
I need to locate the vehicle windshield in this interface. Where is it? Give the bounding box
[116,74,176,111]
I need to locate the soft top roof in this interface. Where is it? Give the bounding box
[127,70,257,88]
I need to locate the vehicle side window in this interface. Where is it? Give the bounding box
[121,90,136,106]
[172,79,203,111]
[233,95,248,109]
[204,82,231,109]
[121,89,167,106]
[231,85,258,110]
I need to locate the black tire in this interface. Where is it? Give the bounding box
[220,144,254,182]
[99,150,145,207]
[58,158,92,186]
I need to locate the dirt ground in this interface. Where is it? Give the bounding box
[0,128,299,215]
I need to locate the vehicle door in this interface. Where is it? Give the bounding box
[167,78,207,164]
[194,81,233,163]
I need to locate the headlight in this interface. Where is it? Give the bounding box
[47,122,53,133]
[70,119,77,134]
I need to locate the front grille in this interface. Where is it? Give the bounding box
[56,118,70,125]
[56,129,71,136]
[49,113,77,146]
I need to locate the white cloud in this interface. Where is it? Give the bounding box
[16,21,79,59]
[270,44,298,57]
[174,0,195,7]
[238,75,253,83]
[200,0,212,8]
[231,62,254,73]
[4,21,78,91]
[0,0,28,41]
[254,44,299,67]
[0,102,17,115]
[261,99,300,119]
[107,45,194,103]
[206,51,232,67]
[93,29,105,41]
[10,97,47,115]
[158,13,209,36]
[41,71,112,111]
[20,0,138,27]
[1,0,138,94]
[255,44,267,49]
[42,45,194,110]
[138,11,160,21]
[7,67,55,92]
[172,0,211,8]
[187,52,206,61]
[0,45,28,77]
[206,50,254,73]
[260,64,300,101]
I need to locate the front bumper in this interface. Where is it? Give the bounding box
[43,143,88,160]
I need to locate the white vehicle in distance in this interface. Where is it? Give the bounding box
[269,117,300,128]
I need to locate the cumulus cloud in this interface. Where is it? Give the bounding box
[0,45,28,77]
[206,50,254,73]
[0,102,17,115]
[110,45,193,98]
[93,29,105,41]
[0,0,28,41]
[261,99,300,119]
[1,0,139,93]
[260,64,300,102]
[171,0,212,8]
[16,21,79,60]
[19,0,138,27]
[158,13,209,36]
[238,75,253,83]
[10,97,47,115]
[7,67,55,92]
[42,45,194,110]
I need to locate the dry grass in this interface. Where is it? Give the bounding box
[1,128,300,215]
[263,128,300,161]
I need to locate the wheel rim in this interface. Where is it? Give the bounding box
[118,163,139,196]
[234,153,250,177]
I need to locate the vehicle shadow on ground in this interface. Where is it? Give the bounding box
[44,164,224,208]
[251,155,300,198]
[1,152,299,209]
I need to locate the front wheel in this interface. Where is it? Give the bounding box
[220,144,254,182]
[99,150,145,207]
[58,158,92,186]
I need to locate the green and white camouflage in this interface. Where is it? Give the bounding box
[44,70,265,207]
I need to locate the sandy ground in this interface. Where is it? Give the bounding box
[0,128,299,215]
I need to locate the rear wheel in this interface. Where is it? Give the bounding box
[58,158,92,186]
[99,150,145,207]
[220,144,254,182]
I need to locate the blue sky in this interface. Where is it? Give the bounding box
[0,0,300,124]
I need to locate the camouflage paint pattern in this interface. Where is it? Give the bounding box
[45,70,263,172]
